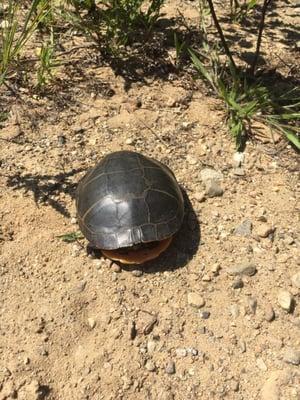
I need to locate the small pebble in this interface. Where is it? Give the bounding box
[132,270,143,277]
[234,220,252,237]
[256,357,268,371]
[187,292,205,308]
[200,168,223,183]
[176,348,187,357]
[145,360,156,372]
[111,264,121,273]
[194,191,206,202]
[291,272,300,289]
[205,180,224,198]
[227,261,257,276]
[264,304,275,322]
[277,290,294,312]
[282,348,300,365]
[232,278,244,289]
[188,348,198,356]
[256,223,275,238]
[231,380,240,392]
[88,318,96,329]
[233,152,244,167]
[165,361,176,375]
[233,167,245,176]
[248,297,257,314]
[199,310,210,319]
[229,304,240,318]
[187,155,198,165]
[147,340,156,354]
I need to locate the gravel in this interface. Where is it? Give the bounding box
[165,361,176,375]
[232,278,244,289]
[227,261,257,276]
[187,292,205,308]
[234,220,252,237]
[205,180,224,198]
[199,310,211,319]
[255,223,275,238]
[277,290,294,312]
[264,305,275,322]
[291,272,300,289]
[282,348,300,365]
[145,360,156,372]
[176,348,187,357]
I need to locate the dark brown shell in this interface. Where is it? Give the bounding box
[76,151,184,250]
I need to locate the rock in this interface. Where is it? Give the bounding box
[187,155,198,165]
[277,290,294,312]
[232,278,244,289]
[199,310,210,319]
[233,167,245,176]
[165,361,176,374]
[291,272,300,289]
[20,380,49,400]
[256,223,275,238]
[200,168,223,183]
[145,360,156,372]
[187,292,205,308]
[229,304,240,318]
[234,220,252,237]
[132,269,143,277]
[73,280,87,293]
[176,348,187,357]
[264,304,275,322]
[248,297,257,314]
[187,348,198,356]
[125,138,134,145]
[194,191,206,202]
[233,152,244,167]
[147,340,156,354]
[205,180,224,198]
[256,357,268,371]
[282,348,300,365]
[227,262,257,276]
[111,263,121,273]
[284,236,294,245]
[202,274,211,282]
[87,318,96,329]
[231,380,240,392]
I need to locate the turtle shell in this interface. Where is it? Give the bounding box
[76,151,184,250]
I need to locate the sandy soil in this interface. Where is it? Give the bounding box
[0,1,299,399]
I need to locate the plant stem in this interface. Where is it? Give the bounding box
[206,0,237,71]
[250,0,272,76]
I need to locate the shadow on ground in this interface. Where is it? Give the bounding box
[6,168,83,217]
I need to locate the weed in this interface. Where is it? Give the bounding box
[36,27,60,87]
[230,0,258,22]
[0,0,50,87]
[57,231,84,242]
[62,0,165,50]
[190,49,300,150]
[190,0,299,150]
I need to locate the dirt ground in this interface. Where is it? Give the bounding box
[0,1,299,399]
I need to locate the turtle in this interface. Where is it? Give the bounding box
[76,150,184,264]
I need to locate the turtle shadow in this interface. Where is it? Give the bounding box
[110,188,201,273]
